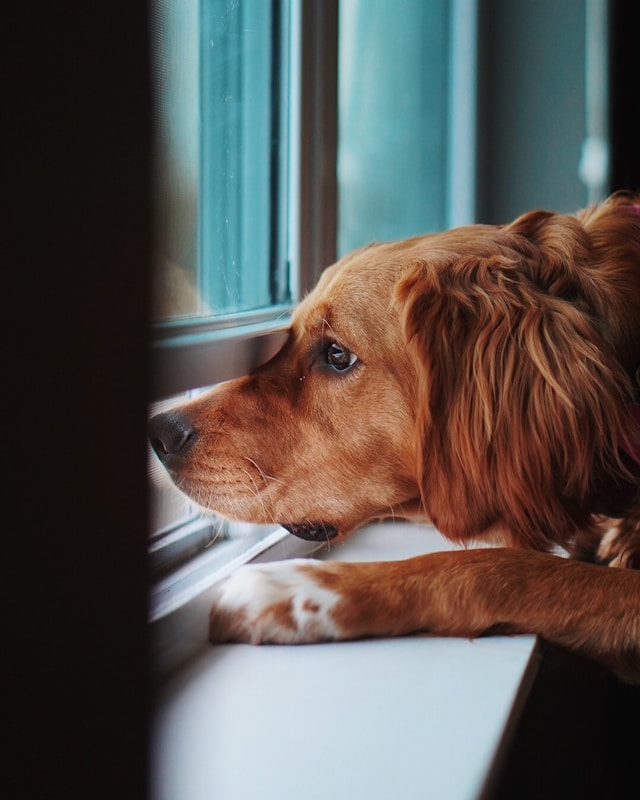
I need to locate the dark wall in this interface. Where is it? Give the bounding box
[609,0,640,192]
[5,3,151,799]
[486,645,640,799]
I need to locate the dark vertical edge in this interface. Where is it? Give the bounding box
[608,0,640,193]
[269,0,292,305]
[4,2,152,798]
[298,0,339,292]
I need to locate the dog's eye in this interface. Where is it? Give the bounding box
[324,342,358,372]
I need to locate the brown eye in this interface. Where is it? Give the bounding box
[324,342,358,372]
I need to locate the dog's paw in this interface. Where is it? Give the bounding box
[209,559,341,644]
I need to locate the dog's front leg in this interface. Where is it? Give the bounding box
[208,551,499,646]
[208,549,640,683]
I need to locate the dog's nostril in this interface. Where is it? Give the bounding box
[148,411,197,460]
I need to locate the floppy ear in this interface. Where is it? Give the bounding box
[396,246,629,551]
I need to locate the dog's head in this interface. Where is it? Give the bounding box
[149,242,423,541]
[149,195,640,548]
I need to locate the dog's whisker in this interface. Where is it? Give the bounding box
[241,456,286,486]
[320,316,338,346]
[203,524,225,549]
[390,501,411,524]
[239,467,270,524]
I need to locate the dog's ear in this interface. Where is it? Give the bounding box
[396,245,629,550]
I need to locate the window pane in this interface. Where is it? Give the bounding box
[149,0,294,545]
[337,0,450,255]
[152,0,291,321]
[152,0,200,319]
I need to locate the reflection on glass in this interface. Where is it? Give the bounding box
[338,0,450,256]
[151,0,290,321]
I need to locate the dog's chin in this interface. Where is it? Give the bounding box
[281,522,339,542]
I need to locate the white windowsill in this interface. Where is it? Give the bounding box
[151,523,538,800]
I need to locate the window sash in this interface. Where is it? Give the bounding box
[149,307,291,400]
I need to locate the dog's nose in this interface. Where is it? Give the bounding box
[148,410,197,462]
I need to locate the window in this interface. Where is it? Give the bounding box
[150,0,470,612]
[151,0,293,321]
[149,0,300,617]
[149,0,599,620]
[338,0,457,255]
[147,0,480,618]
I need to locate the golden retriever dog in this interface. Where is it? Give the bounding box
[149,193,640,682]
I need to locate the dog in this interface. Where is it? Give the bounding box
[149,193,640,682]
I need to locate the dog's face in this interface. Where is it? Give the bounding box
[149,240,428,541]
[149,199,640,550]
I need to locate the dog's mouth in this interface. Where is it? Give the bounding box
[281,522,339,541]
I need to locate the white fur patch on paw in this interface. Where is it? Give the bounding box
[210,559,340,644]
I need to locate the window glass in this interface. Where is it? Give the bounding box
[151,0,291,321]
[149,0,294,542]
[148,0,461,574]
[338,0,451,255]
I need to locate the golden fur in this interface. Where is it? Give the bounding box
[150,193,640,680]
